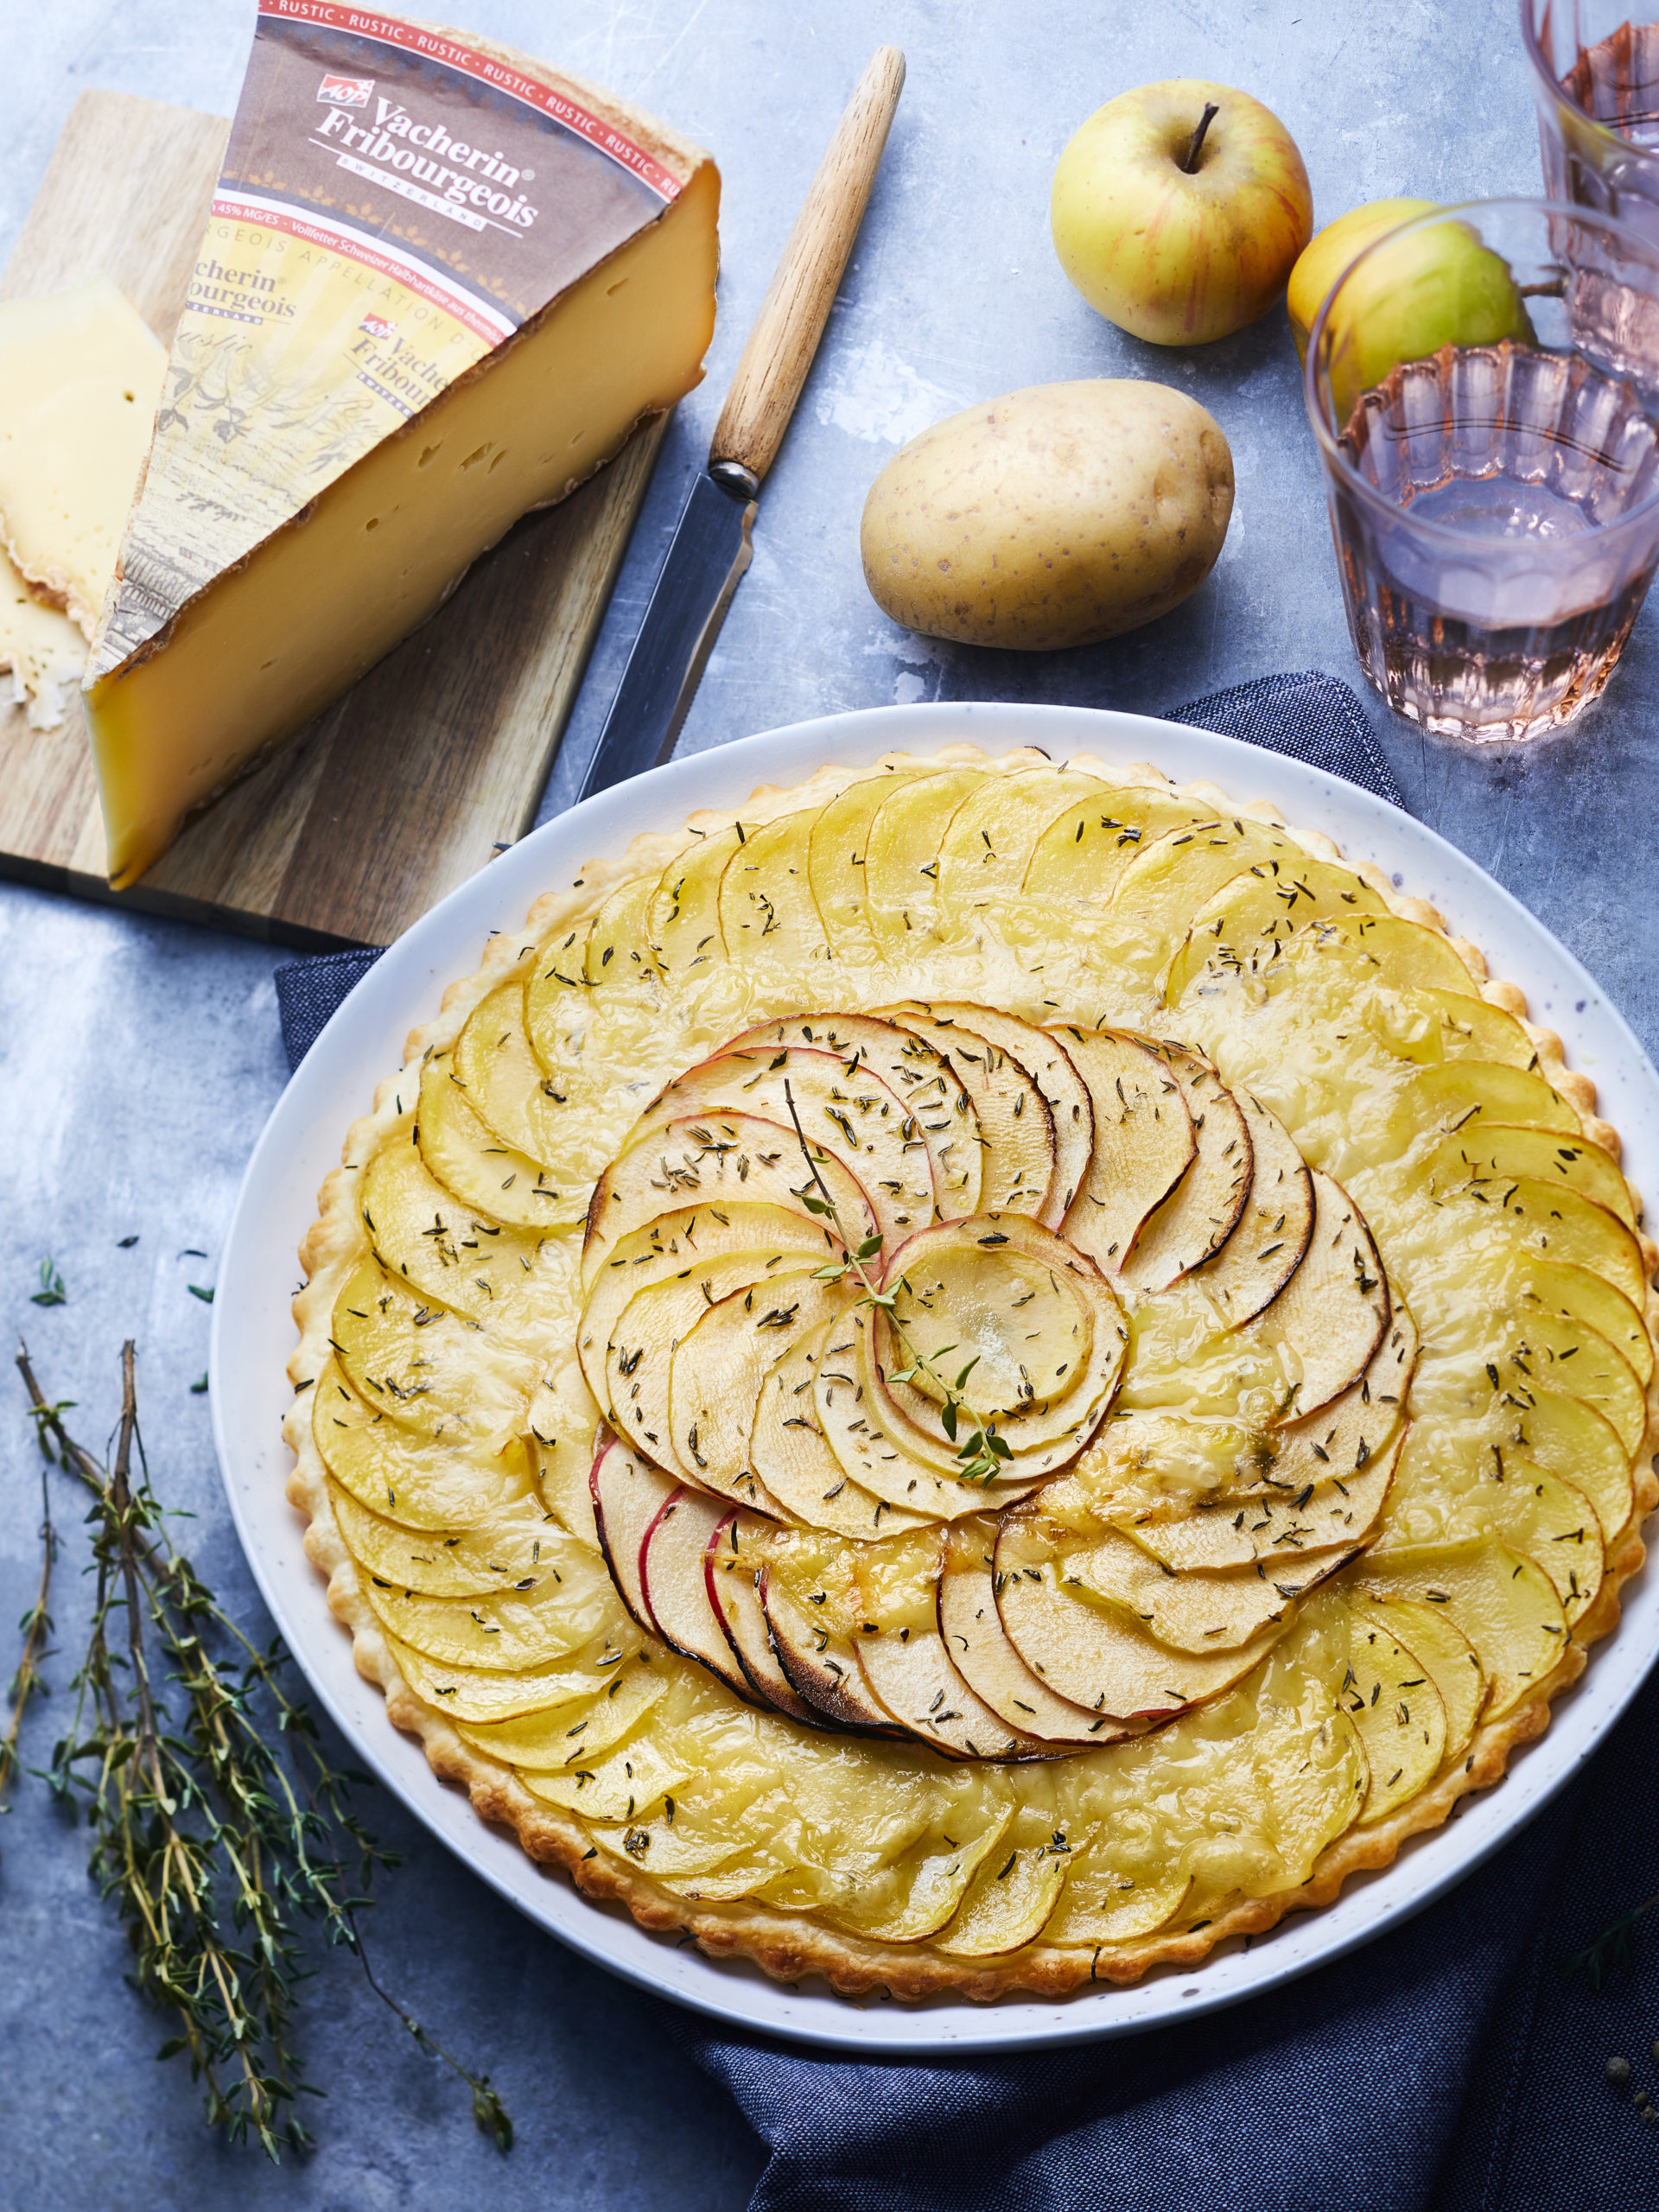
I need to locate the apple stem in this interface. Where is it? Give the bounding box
[1179,102,1219,174]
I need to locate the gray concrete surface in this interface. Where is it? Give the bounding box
[1,0,1652,2205]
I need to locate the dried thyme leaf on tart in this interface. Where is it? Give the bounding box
[1062,1522,1363,1655]
[1020,783,1212,910]
[326,1482,561,1599]
[311,1357,537,1529]
[415,1047,584,1230]
[591,1438,677,1633]
[522,1730,693,1820]
[938,1520,1146,1746]
[727,1009,982,1219]
[581,1116,874,1290]
[851,1526,1054,1760]
[1107,817,1312,974]
[1053,1027,1197,1271]
[935,1807,1078,1957]
[605,1254,810,1504]
[918,1003,1096,1227]
[1346,1595,1485,1766]
[1409,1173,1648,1312]
[1116,1045,1252,1295]
[1186,1089,1314,1326]
[1421,1124,1638,1230]
[704,1508,831,1725]
[1114,1431,1402,1575]
[932,766,1107,917]
[453,1662,667,1769]
[1249,1170,1389,1421]
[994,1505,1287,1719]
[807,764,942,957]
[1370,1059,1583,1160]
[638,1488,760,1702]
[1412,1306,1648,1459]
[717,807,835,971]
[582,873,662,988]
[671,1270,852,1508]
[1352,1541,1570,1720]
[1042,1853,1192,1948]
[385,1632,624,1724]
[862,766,995,954]
[1162,855,1388,1005]
[626,1046,935,1242]
[361,1537,616,1673]
[361,1131,576,1346]
[648,818,760,973]
[330,1255,537,1445]
[878,1002,1057,1217]
[1335,1603,1450,1822]
[748,1320,932,1536]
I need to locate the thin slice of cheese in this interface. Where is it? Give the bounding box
[86,6,719,888]
[0,279,166,634]
[0,542,86,728]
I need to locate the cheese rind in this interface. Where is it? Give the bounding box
[0,279,166,634]
[85,11,719,888]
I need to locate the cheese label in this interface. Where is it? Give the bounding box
[91,2,678,680]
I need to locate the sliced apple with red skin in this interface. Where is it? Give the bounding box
[629,1046,935,1246]
[1064,1523,1361,1655]
[669,1268,852,1509]
[926,1003,1096,1227]
[816,1307,1001,1518]
[994,1530,1285,1719]
[1189,1090,1314,1326]
[638,1485,755,1702]
[702,1510,830,1726]
[938,1521,1142,1746]
[878,1002,1056,1218]
[1054,1027,1196,1273]
[589,1435,674,1637]
[760,1569,899,1734]
[850,1527,1054,1760]
[1255,1168,1389,1420]
[605,1254,801,1508]
[749,1320,931,1537]
[1116,1045,1252,1294]
[578,1198,838,1405]
[582,1112,874,1289]
[727,1011,982,1220]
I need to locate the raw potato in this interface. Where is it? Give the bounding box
[860,381,1234,651]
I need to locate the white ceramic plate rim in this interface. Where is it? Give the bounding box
[212,701,1659,2054]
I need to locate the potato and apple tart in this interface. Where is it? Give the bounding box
[289,747,1657,2001]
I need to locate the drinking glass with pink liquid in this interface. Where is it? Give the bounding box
[1524,3,1659,219]
[1303,199,1659,741]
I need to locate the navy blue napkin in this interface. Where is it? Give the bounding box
[274,674,1659,2208]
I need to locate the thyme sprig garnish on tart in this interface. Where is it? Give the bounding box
[782,1077,1011,1485]
[12,1340,512,2160]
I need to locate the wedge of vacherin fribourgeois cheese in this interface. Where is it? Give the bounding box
[85,3,719,888]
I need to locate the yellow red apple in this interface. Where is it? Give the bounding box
[1286,198,1439,363]
[1050,79,1313,346]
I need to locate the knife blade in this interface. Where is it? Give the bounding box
[576,45,906,803]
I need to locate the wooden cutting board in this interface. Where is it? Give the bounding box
[0,90,670,949]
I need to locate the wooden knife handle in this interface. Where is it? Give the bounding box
[709,46,906,488]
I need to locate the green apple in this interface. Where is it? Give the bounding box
[1320,217,1537,421]
[1287,198,1439,365]
[1050,79,1313,346]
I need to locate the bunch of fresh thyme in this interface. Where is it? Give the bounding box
[5,1339,512,2162]
[784,1080,1012,1484]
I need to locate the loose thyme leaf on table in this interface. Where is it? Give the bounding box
[10,1339,513,2162]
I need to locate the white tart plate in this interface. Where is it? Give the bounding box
[212,702,1659,2053]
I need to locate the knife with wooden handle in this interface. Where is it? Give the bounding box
[575,46,906,800]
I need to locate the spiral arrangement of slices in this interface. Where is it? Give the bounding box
[298,754,1657,1985]
[576,1007,1414,1760]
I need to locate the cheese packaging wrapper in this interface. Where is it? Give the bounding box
[86,3,718,886]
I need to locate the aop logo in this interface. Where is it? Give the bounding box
[317,74,373,106]
[359,315,397,340]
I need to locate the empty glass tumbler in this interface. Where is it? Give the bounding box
[1304,198,1659,741]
